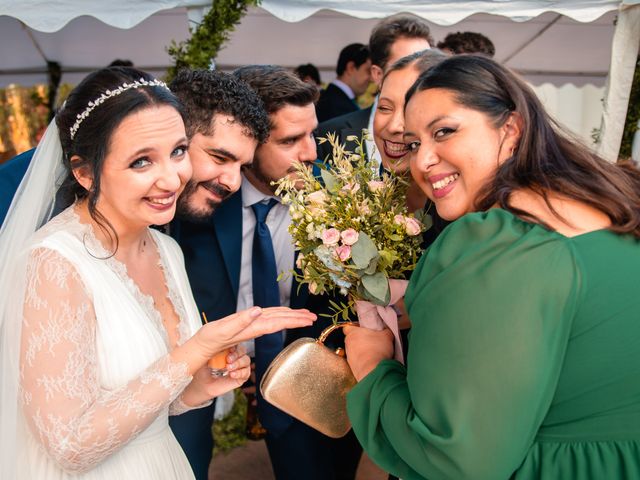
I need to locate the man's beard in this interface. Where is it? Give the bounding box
[175,180,231,223]
[246,156,279,194]
[246,155,304,193]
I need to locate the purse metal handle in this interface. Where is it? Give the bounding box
[317,321,359,346]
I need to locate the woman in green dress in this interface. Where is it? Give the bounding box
[344,55,640,479]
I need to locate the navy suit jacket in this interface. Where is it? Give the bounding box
[0,149,34,226]
[315,83,359,124]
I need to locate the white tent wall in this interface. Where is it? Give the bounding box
[0,0,638,158]
[531,83,605,148]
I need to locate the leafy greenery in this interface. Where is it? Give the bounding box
[166,0,261,81]
[620,56,640,159]
[212,389,248,455]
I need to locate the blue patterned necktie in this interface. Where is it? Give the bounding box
[251,199,292,435]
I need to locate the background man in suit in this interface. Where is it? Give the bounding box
[316,14,433,168]
[168,69,271,480]
[173,65,362,480]
[315,43,372,123]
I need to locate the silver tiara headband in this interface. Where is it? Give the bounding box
[69,78,169,140]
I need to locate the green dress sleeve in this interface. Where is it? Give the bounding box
[347,209,583,480]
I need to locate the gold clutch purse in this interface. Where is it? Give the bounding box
[260,322,357,438]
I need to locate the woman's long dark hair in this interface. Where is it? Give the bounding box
[55,67,184,251]
[405,55,640,237]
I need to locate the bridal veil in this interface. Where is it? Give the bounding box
[0,121,66,478]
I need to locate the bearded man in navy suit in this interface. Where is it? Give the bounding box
[171,66,362,480]
[167,69,271,479]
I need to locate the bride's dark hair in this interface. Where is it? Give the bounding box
[55,67,184,251]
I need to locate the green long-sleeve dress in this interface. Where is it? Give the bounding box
[347,209,640,479]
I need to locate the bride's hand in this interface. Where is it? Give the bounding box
[194,306,316,358]
[184,345,252,403]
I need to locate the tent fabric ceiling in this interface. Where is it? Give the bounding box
[259,0,624,23]
[0,1,629,87]
[0,0,210,32]
[0,0,626,31]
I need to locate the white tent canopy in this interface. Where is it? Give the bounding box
[0,0,638,159]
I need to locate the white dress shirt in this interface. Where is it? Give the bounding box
[332,79,356,100]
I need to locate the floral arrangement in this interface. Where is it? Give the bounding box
[274,133,429,321]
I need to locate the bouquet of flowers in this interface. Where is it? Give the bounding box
[274,133,430,322]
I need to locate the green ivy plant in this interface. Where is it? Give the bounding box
[619,56,640,159]
[166,0,261,81]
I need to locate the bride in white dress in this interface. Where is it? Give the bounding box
[0,67,316,479]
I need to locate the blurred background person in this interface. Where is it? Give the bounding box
[294,63,322,87]
[437,31,496,57]
[315,43,372,123]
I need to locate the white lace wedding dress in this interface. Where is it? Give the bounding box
[16,206,203,479]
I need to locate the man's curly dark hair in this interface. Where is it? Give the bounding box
[170,69,270,143]
[436,31,495,57]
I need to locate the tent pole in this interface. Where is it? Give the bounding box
[596,3,640,162]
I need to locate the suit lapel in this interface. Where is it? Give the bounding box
[289,251,309,309]
[212,191,243,299]
[341,106,372,157]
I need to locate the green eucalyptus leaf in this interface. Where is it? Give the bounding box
[361,272,390,306]
[364,256,378,275]
[320,169,338,191]
[422,214,433,231]
[351,232,378,269]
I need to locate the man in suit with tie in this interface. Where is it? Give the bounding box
[172,66,362,480]
[167,69,271,480]
[316,14,433,169]
[315,43,372,123]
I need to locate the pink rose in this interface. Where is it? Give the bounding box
[335,244,352,262]
[405,217,422,236]
[367,180,385,192]
[340,228,359,246]
[307,190,327,205]
[307,205,326,217]
[341,182,360,194]
[321,228,340,246]
[394,214,406,225]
